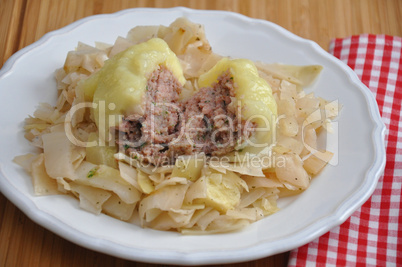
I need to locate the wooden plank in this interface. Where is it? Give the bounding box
[0,0,26,66]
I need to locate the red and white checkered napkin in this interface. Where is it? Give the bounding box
[288,34,402,266]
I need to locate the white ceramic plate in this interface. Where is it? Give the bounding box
[0,7,386,265]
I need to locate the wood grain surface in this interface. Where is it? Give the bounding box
[0,0,401,266]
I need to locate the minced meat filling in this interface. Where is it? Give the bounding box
[116,66,255,165]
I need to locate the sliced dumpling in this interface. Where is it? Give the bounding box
[198,58,277,152]
[80,38,186,141]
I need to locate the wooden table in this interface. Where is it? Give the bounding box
[1,1,401,266]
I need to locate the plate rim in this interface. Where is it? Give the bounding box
[0,7,386,265]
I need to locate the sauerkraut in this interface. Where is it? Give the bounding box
[15,17,339,234]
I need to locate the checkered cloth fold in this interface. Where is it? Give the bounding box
[288,34,402,266]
